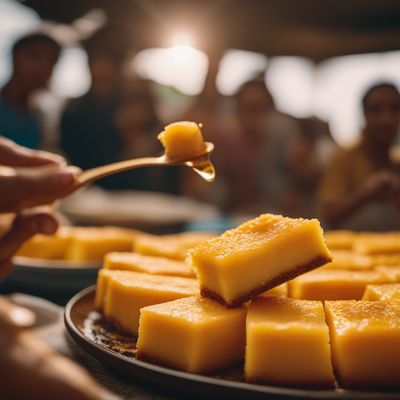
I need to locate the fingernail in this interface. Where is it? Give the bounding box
[36,217,58,234]
[57,167,80,187]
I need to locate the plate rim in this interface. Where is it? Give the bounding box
[64,286,400,400]
[13,256,101,270]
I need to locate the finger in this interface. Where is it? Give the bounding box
[0,212,58,266]
[0,166,81,212]
[0,137,66,167]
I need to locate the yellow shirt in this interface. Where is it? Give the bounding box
[318,143,400,230]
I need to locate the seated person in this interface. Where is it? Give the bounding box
[212,79,277,213]
[61,27,179,192]
[268,117,336,218]
[0,33,61,149]
[318,82,400,231]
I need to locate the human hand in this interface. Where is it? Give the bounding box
[0,137,80,275]
[362,170,400,202]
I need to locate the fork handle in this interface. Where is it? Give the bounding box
[76,156,165,187]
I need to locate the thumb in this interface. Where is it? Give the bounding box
[0,166,81,213]
[0,212,58,277]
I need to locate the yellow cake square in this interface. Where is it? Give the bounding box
[323,250,373,270]
[134,231,216,261]
[158,121,206,160]
[325,300,400,388]
[353,233,400,255]
[245,296,334,387]
[188,214,331,307]
[104,252,195,278]
[95,268,125,309]
[260,283,288,297]
[16,226,72,259]
[324,230,356,250]
[289,269,388,300]
[375,265,400,282]
[101,270,198,335]
[362,283,400,301]
[137,296,247,373]
[370,254,400,266]
[65,227,136,261]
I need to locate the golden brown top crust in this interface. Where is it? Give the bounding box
[325,300,400,333]
[142,296,246,322]
[364,283,400,300]
[189,214,323,261]
[248,296,326,327]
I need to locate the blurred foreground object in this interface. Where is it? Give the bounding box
[0,296,115,400]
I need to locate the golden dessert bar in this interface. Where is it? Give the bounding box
[353,233,400,255]
[289,269,388,300]
[189,214,331,307]
[370,254,400,266]
[17,226,137,262]
[245,296,334,387]
[324,250,373,270]
[91,222,400,390]
[134,231,216,261]
[66,227,136,261]
[95,269,124,310]
[375,265,400,282]
[325,300,400,389]
[97,269,198,335]
[104,252,195,278]
[158,121,206,160]
[137,296,247,374]
[362,283,400,301]
[16,226,72,259]
[260,283,288,297]
[324,230,356,250]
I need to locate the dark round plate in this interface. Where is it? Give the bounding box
[64,287,400,400]
[3,257,100,293]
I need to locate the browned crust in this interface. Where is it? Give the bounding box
[246,376,336,389]
[104,315,138,337]
[201,254,331,307]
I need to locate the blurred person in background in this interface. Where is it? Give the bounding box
[61,27,178,192]
[115,79,181,193]
[319,81,400,230]
[212,79,276,213]
[0,33,61,149]
[266,116,336,218]
[60,27,128,189]
[213,78,328,217]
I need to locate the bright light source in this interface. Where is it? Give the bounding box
[133,46,208,95]
[217,49,268,95]
[266,56,315,118]
[51,47,91,98]
[170,32,193,47]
